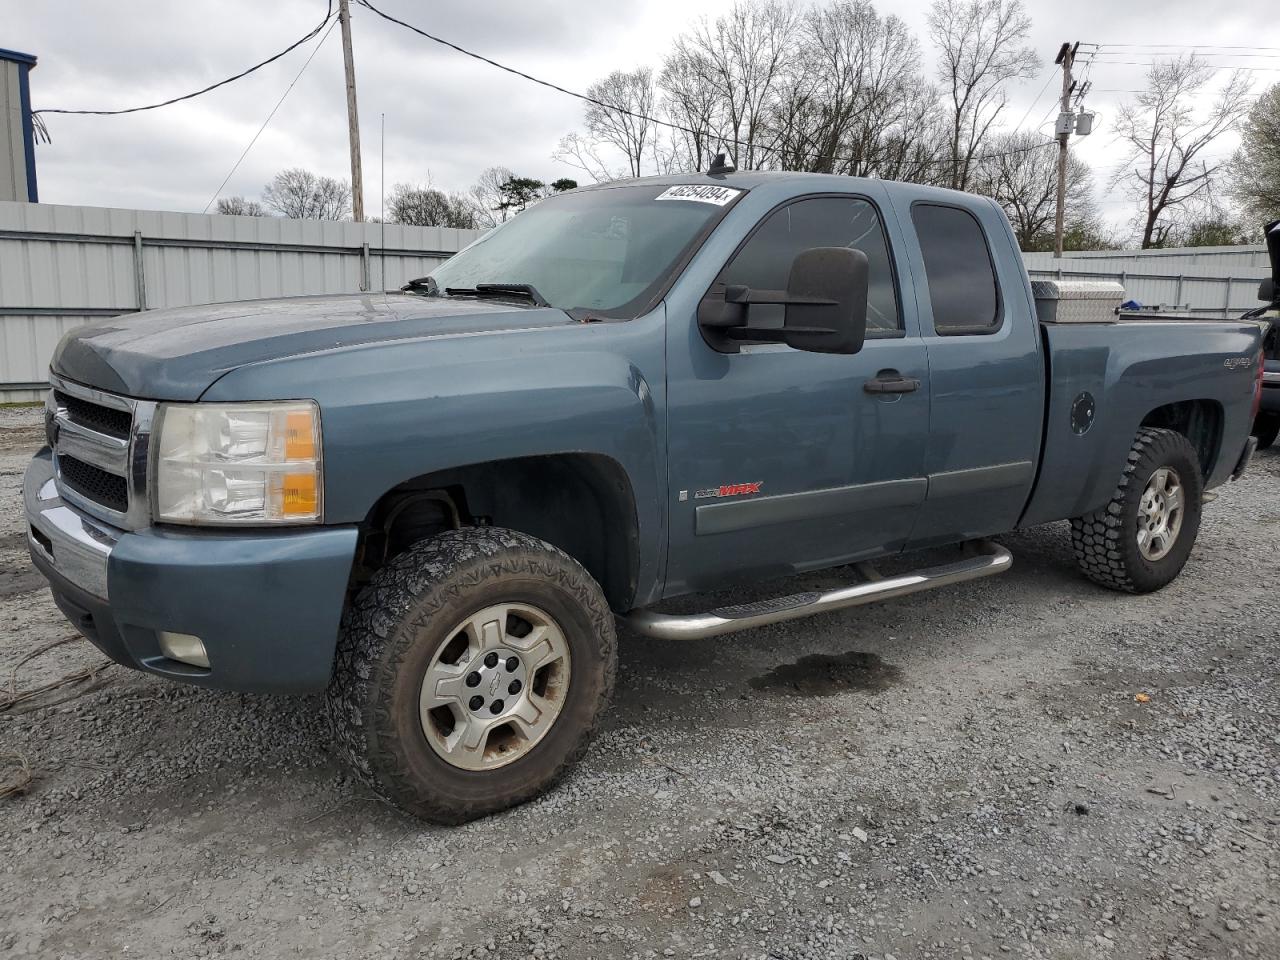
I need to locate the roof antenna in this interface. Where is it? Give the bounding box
[380,111,386,296]
[707,151,736,177]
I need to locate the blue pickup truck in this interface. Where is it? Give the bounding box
[24,171,1265,822]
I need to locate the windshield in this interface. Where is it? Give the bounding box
[424,183,744,317]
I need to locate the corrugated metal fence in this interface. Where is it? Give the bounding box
[2,200,1273,401]
[1023,245,1271,318]
[0,200,482,401]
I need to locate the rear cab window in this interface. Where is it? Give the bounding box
[911,203,1001,336]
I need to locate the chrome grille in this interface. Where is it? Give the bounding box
[58,454,129,513]
[54,390,132,439]
[47,373,156,530]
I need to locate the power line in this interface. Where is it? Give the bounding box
[1092,50,1280,60]
[1086,60,1280,72]
[1014,69,1060,131]
[201,16,339,214]
[1034,99,1060,133]
[34,3,334,116]
[353,0,1055,172]
[1091,54,1280,64]
[1092,43,1280,53]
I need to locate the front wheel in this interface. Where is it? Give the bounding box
[326,527,617,823]
[1070,427,1204,594]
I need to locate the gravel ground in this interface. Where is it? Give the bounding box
[1,402,1277,960]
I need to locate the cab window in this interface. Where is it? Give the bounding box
[715,196,901,334]
[911,203,1001,335]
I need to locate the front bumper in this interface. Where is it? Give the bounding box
[24,448,359,693]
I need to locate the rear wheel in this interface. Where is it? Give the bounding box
[326,527,616,823]
[1254,412,1279,451]
[1070,427,1203,594]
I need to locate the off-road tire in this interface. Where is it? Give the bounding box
[326,527,616,823]
[1254,412,1279,451]
[1070,427,1203,594]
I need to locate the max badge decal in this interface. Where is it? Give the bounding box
[692,481,763,500]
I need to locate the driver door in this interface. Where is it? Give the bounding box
[662,192,930,596]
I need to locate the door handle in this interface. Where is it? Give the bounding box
[863,373,920,394]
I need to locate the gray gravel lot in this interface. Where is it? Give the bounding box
[1,402,1277,959]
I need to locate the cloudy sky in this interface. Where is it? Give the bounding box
[7,0,1278,228]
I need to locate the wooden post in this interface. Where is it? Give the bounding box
[1053,43,1076,259]
[338,0,365,222]
[133,230,147,311]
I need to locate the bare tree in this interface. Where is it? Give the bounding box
[647,129,684,176]
[387,183,477,229]
[553,132,622,183]
[1230,82,1280,224]
[261,168,352,220]
[870,77,953,186]
[215,196,266,216]
[769,1,933,177]
[973,131,1095,250]
[673,1,801,170]
[568,3,800,177]
[658,47,724,172]
[1112,56,1252,248]
[468,166,515,229]
[928,0,1039,190]
[552,0,1049,190]
[584,68,656,178]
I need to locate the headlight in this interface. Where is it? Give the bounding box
[154,401,322,525]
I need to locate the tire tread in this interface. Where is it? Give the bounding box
[326,527,616,823]
[1070,427,1202,594]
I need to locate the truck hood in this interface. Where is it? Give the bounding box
[51,293,576,401]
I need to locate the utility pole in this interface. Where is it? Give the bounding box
[1053,41,1078,258]
[338,0,365,222]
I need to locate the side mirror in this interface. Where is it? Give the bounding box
[1260,277,1277,304]
[698,246,870,354]
[782,247,869,354]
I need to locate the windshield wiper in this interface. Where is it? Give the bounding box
[444,283,550,307]
[401,276,439,296]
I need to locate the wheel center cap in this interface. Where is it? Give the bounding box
[463,646,526,717]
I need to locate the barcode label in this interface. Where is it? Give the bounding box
[654,185,742,206]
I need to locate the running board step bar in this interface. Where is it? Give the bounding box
[621,540,1012,640]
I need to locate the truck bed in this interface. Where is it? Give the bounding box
[1019,317,1262,528]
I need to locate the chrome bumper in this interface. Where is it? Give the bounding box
[24,449,120,602]
[23,445,359,693]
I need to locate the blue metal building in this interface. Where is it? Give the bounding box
[1,47,38,203]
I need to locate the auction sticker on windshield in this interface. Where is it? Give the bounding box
[654,184,743,206]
